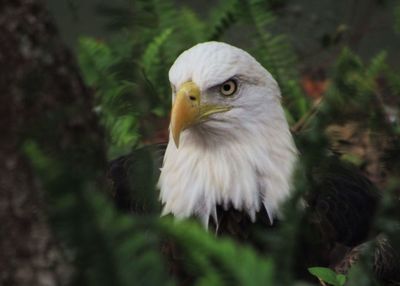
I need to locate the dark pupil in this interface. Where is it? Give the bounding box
[223,84,231,91]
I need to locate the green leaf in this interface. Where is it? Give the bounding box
[336,274,346,286]
[141,28,173,78]
[308,267,339,286]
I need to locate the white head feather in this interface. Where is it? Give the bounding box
[157,42,298,226]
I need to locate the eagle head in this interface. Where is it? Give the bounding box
[158,42,298,226]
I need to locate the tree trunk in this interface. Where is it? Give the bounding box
[0,1,106,285]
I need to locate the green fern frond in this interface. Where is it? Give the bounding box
[152,0,206,59]
[238,0,307,120]
[161,219,275,286]
[179,7,207,42]
[141,28,173,86]
[207,0,239,40]
[366,51,387,79]
[243,1,296,88]
[78,37,115,85]
[140,28,173,112]
[78,37,140,157]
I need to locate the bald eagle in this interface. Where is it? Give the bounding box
[109,42,399,283]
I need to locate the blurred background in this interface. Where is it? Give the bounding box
[1,0,400,285]
[47,0,400,66]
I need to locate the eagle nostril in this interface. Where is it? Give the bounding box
[189,95,196,101]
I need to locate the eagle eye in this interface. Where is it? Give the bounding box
[220,79,237,96]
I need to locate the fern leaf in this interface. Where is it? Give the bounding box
[207,0,239,40]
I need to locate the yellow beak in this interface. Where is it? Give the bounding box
[170,81,231,148]
[170,82,201,148]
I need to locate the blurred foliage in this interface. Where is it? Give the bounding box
[28,0,400,285]
[395,2,400,35]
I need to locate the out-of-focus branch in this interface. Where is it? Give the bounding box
[291,97,323,134]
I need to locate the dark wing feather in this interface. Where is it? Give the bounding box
[294,157,379,276]
[298,157,400,284]
[307,158,380,248]
[373,236,400,285]
[107,143,167,214]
